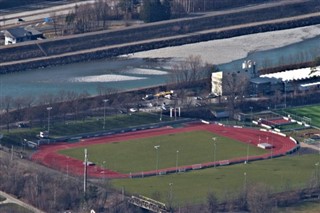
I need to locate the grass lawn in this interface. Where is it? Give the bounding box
[59,130,268,173]
[282,105,320,127]
[277,123,305,131]
[278,201,320,213]
[2,112,168,145]
[0,203,33,213]
[50,112,168,137]
[112,154,320,206]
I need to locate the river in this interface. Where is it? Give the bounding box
[0,25,320,103]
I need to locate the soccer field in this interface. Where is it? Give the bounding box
[58,130,268,174]
[284,104,320,127]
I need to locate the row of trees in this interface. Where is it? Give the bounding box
[0,55,214,132]
[0,152,108,212]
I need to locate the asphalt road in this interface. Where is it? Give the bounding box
[0,0,95,26]
[0,0,309,28]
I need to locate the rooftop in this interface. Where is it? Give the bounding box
[260,66,320,82]
[5,27,42,39]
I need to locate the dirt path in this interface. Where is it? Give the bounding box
[0,190,44,213]
[300,142,320,151]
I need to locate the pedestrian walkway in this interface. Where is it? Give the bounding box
[0,190,44,213]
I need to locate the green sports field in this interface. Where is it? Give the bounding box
[59,130,268,173]
[112,154,320,205]
[283,104,320,127]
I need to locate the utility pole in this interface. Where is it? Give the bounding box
[47,106,52,136]
[154,145,160,175]
[84,148,88,198]
[103,99,108,129]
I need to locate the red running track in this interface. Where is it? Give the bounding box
[31,123,299,179]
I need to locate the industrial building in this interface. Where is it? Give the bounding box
[211,60,320,96]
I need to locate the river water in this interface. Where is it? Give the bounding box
[0,27,320,102]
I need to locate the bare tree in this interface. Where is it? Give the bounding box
[222,72,249,118]
[94,0,110,29]
[170,55,212,88]
[3,96,13,132]
[246,183,273,213]
[207,191,219,213]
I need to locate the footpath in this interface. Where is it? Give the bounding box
[0,190,44,213]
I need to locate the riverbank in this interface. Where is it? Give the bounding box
[133,24,320,65]
[1,13,320,74]
[1,0,320,73]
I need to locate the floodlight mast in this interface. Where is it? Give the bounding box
[103,99,109,129]
[47,106,52,136]
[84,148,88,197]
[212,137,217,168]
[154,145,160,175]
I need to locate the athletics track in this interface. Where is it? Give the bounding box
[31,123,299,179]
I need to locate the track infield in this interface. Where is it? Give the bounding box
[31,123,299,178]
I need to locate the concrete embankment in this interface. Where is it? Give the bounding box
[1,13,320,73]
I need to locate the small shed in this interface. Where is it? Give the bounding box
[4,26,43,45]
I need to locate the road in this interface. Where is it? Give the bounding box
[0,0,95,27]
[0,0,309,28]
[1,11,319,68]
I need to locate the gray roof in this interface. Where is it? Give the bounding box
[5,27,42,39]
[250,77,280,84]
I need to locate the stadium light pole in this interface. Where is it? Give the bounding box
[102,161,106,179]
[284,81,287,108]
[154,145,160,175]
[169,183,173,206]
[246,140,251,163]
[47,106,52,136]
[103,99,109,130]
[212,137,217,168]
[271,137,274,159]
[244,172,247,192]
[315,162,319,187]
[176,150,179,173]
[249,106,253,127]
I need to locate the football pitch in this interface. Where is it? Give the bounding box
[58,130,268,174]
[283,104,320,127]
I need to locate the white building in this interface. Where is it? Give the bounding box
[4,26,43,45]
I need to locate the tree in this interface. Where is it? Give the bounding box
[171,1,186,18]
[170,55,212,87]
[3,96,13,132]
[141,0,171,23]
[94,0,110,29]
[207,192,219,213]
[222,72,250,118]
[246,183,272,213]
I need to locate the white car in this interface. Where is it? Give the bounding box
[129,108,137,112]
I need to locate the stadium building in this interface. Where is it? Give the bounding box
[211,61,320,96]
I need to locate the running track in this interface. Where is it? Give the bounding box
[31,123,299,179]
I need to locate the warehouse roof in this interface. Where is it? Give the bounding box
[260,66,320,82]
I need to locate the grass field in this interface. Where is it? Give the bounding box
[50,113,168,137]
[282,105,320,127]
[277,123,305,131]
[111,154,320,205]
[2,112,168,145]
[0,203,33,213]
[278,201,320,213]
[59,130,268,173]
[278,200,320,213]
